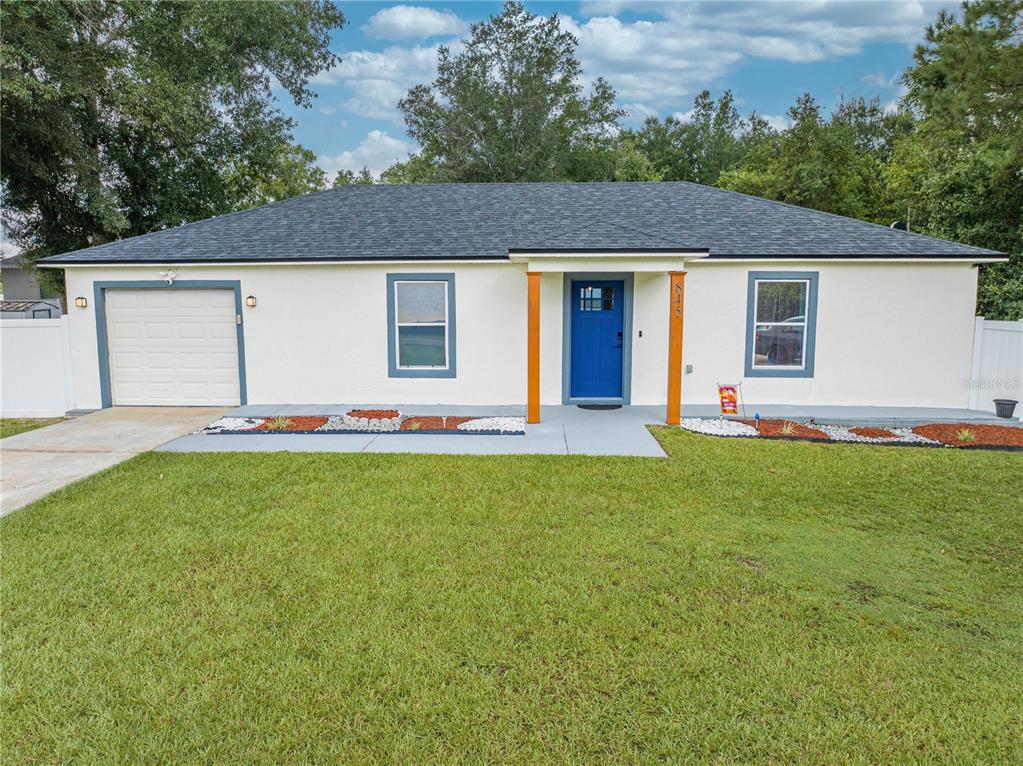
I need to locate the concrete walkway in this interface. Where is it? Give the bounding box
[159,404,669,458]
[1,406,230,515]
[157,401,1017,459]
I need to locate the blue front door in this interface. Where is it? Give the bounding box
[570,280,624,398]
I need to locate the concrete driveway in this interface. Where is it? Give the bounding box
[1,407,229,516]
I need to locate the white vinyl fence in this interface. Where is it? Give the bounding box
[0,317,75,417]
[968,317,1023,418]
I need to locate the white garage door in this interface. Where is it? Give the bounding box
[105,289,241,406]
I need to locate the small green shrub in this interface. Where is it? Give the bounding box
[263,417,293,432]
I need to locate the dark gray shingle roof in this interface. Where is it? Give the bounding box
[40,182,1001,265]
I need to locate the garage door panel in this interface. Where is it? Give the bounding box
[208,322,238,340]
[212,292,235,308]
[209,351,238,370]
[116,381,146,399]
[105,289,241,406]
[177,352,207,370]
[173,291,206,308]
[146,352,175,370]
[108,292,139,309]
[175,322,208,340]
[144,322,174,339]
[210,382,240,399]
[143,292,173,309]
[110,321,142,340]
[112,351,143,369]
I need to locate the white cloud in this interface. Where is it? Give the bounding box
[305,1,953,146]
[883,82,910,113]
[0,238,20,259]
[562,2,956,109]
[670,108,788,132]
[626,102,659,120]
[760,114,790,132]
[317,130,416,177]
[313,43,445,121]
[0,220,21,259]
[363,5,467,40]
[861,71,898,88]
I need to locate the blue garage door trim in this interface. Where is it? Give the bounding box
[93,280,248,408]
[561,272,634,405]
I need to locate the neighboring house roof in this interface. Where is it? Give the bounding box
[1,253,27,268]
[38,182,1001,265]
[0,299,59,312]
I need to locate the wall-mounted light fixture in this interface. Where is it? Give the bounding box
[74,296,88,308]
[245,295,257,308]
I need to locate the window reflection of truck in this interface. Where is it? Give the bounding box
[754,315,804,365]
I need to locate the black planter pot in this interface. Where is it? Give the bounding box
[993,399,1019,419]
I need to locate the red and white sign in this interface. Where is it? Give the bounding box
[718,384,739,415]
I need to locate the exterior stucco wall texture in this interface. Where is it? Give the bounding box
[63,260,978,410]
[683,262,977,408]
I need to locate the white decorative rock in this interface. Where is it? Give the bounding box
[197,417,263,434]
[331,412,404,432]
[680,418,759,437]
[456,416,526,433]
[816,424,940,444]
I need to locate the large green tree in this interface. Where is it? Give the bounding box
[333,167,374,186]
[626,90,774,185]
[228,143,327,210]
[1,0,344,269]
[888,0,1022,319]
[395,1,623,182]
[717,94,911,222]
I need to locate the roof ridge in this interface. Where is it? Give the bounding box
[597,217,691,247]
[517,218,606,249]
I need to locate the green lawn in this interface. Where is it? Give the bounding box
[0,417,64,439]
[3,429,1021,763]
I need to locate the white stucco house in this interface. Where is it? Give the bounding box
[39,182,1003,424]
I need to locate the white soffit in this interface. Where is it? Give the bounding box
[508,251,707,273]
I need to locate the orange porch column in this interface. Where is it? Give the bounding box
[666,271,687,425]
[527,271,541,424]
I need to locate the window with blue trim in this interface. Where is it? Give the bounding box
[744,272,818,378]
[387,274,456,378]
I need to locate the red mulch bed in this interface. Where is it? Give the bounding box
[849,426,899,439]
[912,423,1023,448]
[347,409,400,420]
[401,416,444,431]
[253,416,328,432]
[444,416,475,430]
[741,419,830,440]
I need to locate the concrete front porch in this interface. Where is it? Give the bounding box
[156,403,1016,458]
[158,404,668,458]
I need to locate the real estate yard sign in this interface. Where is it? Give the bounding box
[718,384,739,415]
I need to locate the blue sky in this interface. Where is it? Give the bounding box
[279,1,957,179]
